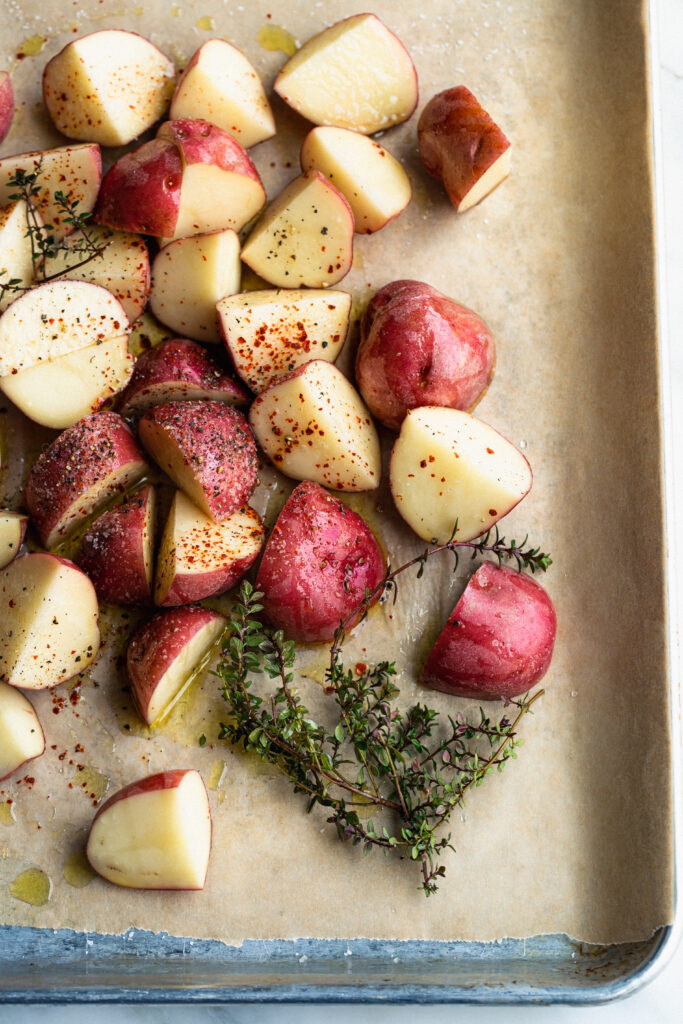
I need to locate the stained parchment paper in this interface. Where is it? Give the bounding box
[0,0,673,945]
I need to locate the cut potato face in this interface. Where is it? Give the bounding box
[155,490,264,606]
[0,510,27,570]
[217,288,351,393]
[249,359,381,491]
[274,13,418,134]
[300,127,412,234]
[389,407,532,543]
[150,229,241,343]
[0,279,129,376]
[43,30,176,147]
[171,163,265,240]
[0,144,102,240]
[0,681,45,781]
[0,553,100,690]
[86,769,211,890]
[170,39,275,149]
[1,335,134,429]
[241,171,354,288]
[0,200,38,313]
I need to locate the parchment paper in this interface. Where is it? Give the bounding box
[0,0,673,945]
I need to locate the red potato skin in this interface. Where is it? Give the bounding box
[74,486,154,606]
[356,280,495,431]
[255,481,385,643]
[157,119,262,183]
[159,546,261,607]
[117,337,248,417]
[127,605,225,717]
[24,411,148,547]
[417,86,510,211]
[0,72,14,144]
[138,400,258,522]
[89,768,197,820]
[421,562,556,701]
[94,138,183,237]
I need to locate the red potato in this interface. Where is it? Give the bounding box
[0,144,101,239]
[155,490,264,606]
[0,71,13,143]
[0,201,38,314]
[127,605,227,724]
[418,86,511,212]
[86,769,211,890]
[74,486,155,606]
[139,400,257,523]
[356,280,495,431]
[94,137,182,237]
[0,510,28,569]
[117,337,248,418]
[0,682,45,781]
[0,552,100,690]
[24,410,149,549]
[421,562,556,700]
[256,481,385,643]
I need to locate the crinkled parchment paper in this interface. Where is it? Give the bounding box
[0,0,673,945]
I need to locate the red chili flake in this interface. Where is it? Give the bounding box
[355,663,367,676]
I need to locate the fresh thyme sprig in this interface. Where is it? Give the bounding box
[218,530,549,896]
[0,162,110,305]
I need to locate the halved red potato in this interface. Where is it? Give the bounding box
[155,490,264,606]
[0,682,45,781]
[274,13,418,134]
[94,138,182,238]
[138,400,258,523]
[217,288,351,394]
[418,86,511,212]
[43,30,176,147]
[0,144,101,239]
[0,552,100,690]
[74,486,155,606]
[0,200,38,313]
[149,229,241,343]
[0,510,28,569]
[300,127,411,234]
[256,481,385,643]
[170,39,275,149]
[0,72,13,144]
[86,769,211,890]
[127,605,227,724]
[42,228,151,323]
[421,562,556,700]
[240,171,354,289]
[389,407,532,544]
[24,410,149,549]
[117,337,247,418]
[249,359,381,491]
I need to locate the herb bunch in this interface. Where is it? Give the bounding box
[218,531,549,895]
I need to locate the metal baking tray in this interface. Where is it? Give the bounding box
[0,0,679,1004]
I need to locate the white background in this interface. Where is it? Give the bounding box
[2,0,683,1020]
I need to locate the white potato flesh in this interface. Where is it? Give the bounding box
[171,164,266,241]
[0,682,45,780]
[300,127,411,233]
[249,360,381,491]
[0,144,101,240]
[1,335,134,429]
[0,553,100,690]
[86,770,211,890]
[43,30,176,147]
[42,228,150,322]
[170,39,275,149]
[274,14,417,134]
[217,288,350,393]
[0,201,38,313]
[458,147,512,211]
[390,407,532,544]
[0,279,130,376]
[150,230,241,343]
[240,172,353,288]
[0,511,26,569]
[145,616,226,724]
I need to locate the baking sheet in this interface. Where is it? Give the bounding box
[0,0,673,947]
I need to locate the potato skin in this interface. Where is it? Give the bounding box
[421,561,556,700]
[356,280,495,431]
[256,481,385,643]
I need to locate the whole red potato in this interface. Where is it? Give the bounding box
[355,279,495,431]
[421,561,556,700]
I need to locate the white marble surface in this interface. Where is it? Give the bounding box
[4,0,683,1019]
